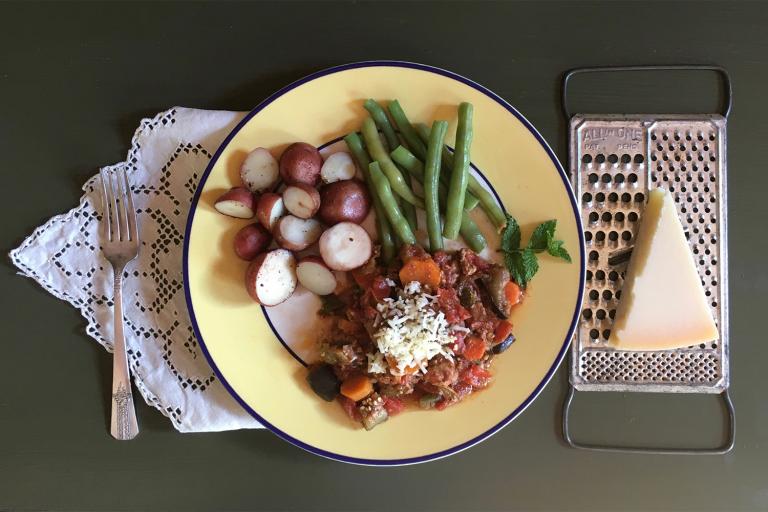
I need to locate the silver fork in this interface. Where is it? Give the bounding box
[99,167,140,440]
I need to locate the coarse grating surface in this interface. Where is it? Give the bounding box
[569,115,728,393]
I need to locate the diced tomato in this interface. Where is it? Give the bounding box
[504,281,522,307]
[462,335,486,361]
[437,287,471,325]
[460,365,493,389]
[383,397,405,416]
[451,332,466,355]
[338,396,361,421]
[494,320,514,344]
[370,275,391,302]
[351,267,375,288]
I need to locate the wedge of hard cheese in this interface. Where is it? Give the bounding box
[610,188,718,350]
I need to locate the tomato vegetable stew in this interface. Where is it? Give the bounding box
[307,244,522,430]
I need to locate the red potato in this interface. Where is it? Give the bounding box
[256,193,286,231]
[214,187,256,218]
[283,184,321,219]
[320,152,356,184]
[240,148,279,193]
[244,249,297,306]
[273,215,323,251]
[318,179,371,225]
[296,255,337,296]
[319,222,372,271]
[279,142,322,186]
[233,223,272,260]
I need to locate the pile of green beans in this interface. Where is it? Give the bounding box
[344,99,506,258]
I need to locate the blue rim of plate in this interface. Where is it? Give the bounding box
[183,60,586,466]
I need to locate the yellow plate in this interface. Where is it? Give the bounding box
[184,62,585,465]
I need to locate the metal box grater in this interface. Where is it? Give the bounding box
[569,115,729,393]
[560,65,734,454]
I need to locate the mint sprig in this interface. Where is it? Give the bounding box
[500,215,571,288]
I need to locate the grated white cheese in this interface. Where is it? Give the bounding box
[368,281,455,375]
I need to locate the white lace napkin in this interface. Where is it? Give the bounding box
[10,107,263,432]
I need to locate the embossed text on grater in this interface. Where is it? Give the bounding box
[568,115,729,393]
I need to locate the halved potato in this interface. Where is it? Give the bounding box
[244,249,297,306]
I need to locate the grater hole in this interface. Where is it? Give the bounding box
[652,133,657,140]
[586,270,593,280]
[602,290,613,300]
[692,144,698,151]
[601,173,612,183]
[662,134,669,141]
[652,175,658,182]
[634,193,645,202]
[589,290,599,300]
[608,231,618,241]
[615,212,625,222]
[609,309,616,319]
[621,192,631,202]
[616,290,622,299]
[582,192,592,203]
[615,173,625,184]
[608,154,618,164]
[584,231,593,242]
[582,154,593,164]
[675,155,681,162]
[595,154,606,164]
[583,309,592,320]
[652,154,658,161]
[674,133,680,141]
[657,144,663,151]
[595,192,606,202]
[595,270,606,280]
[589,212,599,223]
[686,134,692,141]
[628,212,638,222]
[608,192,618,202]
[628,173,638,183]
[596,309,606,320]
[710,155,716,162]
[590,329,599,340]
[697,134,704,141]
[704,145,709,151]
[588,173,598,184]
[668,144,675,151]
[595,231,606,242]
[589,250,599,261]
[622,231,632,241]
[709,134,715,141]
[603,329,611,340]
[601,212,612,222]
[634,154,644,163]
[608,271,618,281]
[621,154,631,164]
[686,154,692,161]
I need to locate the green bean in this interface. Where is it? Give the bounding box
[400,182,418,231]
[391,146,486,253]
[387,100,428,160]
[368,162,417,245]
[416,122,505,228]
[361,117,424,208]
[424,121,448,252]
[363,99,400,150]
[444,102,473,240]
[344,133,395,262]
[414,123,480,211]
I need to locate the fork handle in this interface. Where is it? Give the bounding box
[110,267,139,440]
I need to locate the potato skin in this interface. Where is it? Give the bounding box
[318,179,371,225]
[233,223,272,260]
[279,142,322,186]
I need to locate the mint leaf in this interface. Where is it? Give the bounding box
[528,220,556,252]
[547,233,572,263]
[501,214,521,253]
[505,247,539,289]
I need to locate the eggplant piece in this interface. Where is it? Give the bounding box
[419,393,441,409]
[306,364,340,401]
[492,334,516,354]
[459,283,478,309]
[480,266,512,319]
[358,393,388,430]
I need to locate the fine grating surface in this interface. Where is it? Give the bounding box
[569,115,728,393]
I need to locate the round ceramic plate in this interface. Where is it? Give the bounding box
[184,61,584,465]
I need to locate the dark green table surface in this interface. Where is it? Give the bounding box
[2,1,767,511]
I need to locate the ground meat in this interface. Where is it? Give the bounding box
[423,356,459,388]
[399,244,429,262]
[437,287,471,325]
[458,248,490,276]
[468,301,497,344]
[378,378,416,397]
[434,250,460,287]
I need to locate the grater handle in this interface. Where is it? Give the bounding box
[561,65,732,120]
[561,383,735,455]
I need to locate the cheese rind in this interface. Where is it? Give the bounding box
[610,188,718,350]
